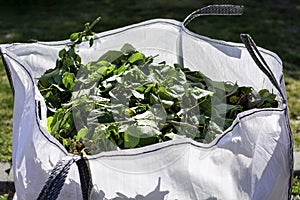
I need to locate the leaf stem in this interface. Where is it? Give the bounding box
[89,119,135,126]
[166,120,203,129]
[181,96,208,117]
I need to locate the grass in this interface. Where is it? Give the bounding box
[286,76,300,150]
[0,194,8,200]
[293,176,300,197]
[0,0,299,162]
[0,191,13,200]
[0,61,13,162]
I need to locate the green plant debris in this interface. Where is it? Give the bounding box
[1,1,299,161]
[38,26,278,155]
[0,194,9,200]
[293,176,300,195]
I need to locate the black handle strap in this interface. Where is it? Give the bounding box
[183,5,244,26]
[76,157,93,199]
[240,34,286,103]
[37,156,93,200]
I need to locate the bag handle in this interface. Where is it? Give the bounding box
[240,34,286,103]
[177,5,244,73]
[181,5,286,103]
[183,5,244,26]
[37,156,93,200]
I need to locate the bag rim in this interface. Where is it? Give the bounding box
[0,18,290,159]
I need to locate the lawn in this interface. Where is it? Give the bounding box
[0,62,12,162]
[0,0,299,162]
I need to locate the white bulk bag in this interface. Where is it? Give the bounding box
[0,5,293,200]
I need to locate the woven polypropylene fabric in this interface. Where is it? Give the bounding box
[1,9,291,199]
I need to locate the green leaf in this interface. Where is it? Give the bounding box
[158,86,174,100]
[145,83,155,94]
[99,50,124,63]
[125,124,161,138]
[84,22,90,30]
[134,85,145,93]
[229,95,239,104]
[89,37,94,47]
[257,89,278,108]
[62,138,69,147]
[175,123,199,139]
[49,108,64,135]
[88,108,114,123]
[207,121,223,136]
[47,116,54,132]
[239,86,253,94]
[96,66,108,76]
[125,108,136,117]
[225,82,239,97]
[62,72,75,90]
[191,87,213,100]
[114,63,127,75]
[160,99,174,108]
[39,68,60,84]
[128,52,144,64]
[59,48,67,58]
[121,43,136,54]
[131,89,144,99]
[124,133,140,148]
[75,128,88,140]
[214,103,241,115]
[70,32,80,41]
[165,132,186,140]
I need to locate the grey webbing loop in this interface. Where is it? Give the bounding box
[178,5,244,67]
[37,156,93,200]
[240,34,286,103]
[37,158,78,200]
[183,5,244,26]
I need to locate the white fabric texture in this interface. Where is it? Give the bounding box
[0,18,292,200]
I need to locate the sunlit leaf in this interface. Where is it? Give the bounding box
[70,32,80,41]
[128,52,144,64]
[62,72,75,90]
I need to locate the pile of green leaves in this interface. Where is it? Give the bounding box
[38,25,278,155]
[38,22,96,115]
